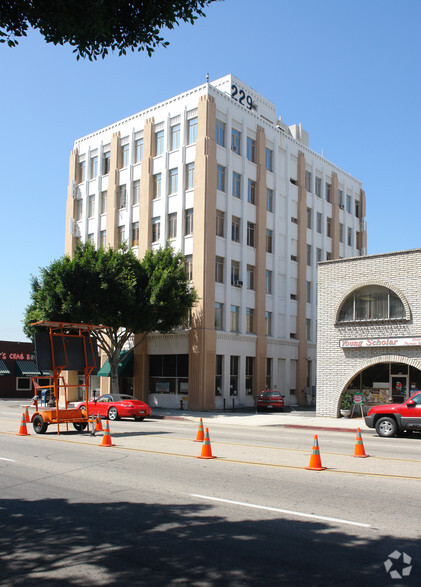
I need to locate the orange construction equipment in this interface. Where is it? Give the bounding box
[305,434,326,471]
[17,413,30,436]
[95,415,103,432]
[352,428,369,458]
[99,420,114,447]
[197,428,216,459]
[194,418,205,442]
[24,406,30,423]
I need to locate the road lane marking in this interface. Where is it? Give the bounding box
[189,494,372,528]
[0,457,16,462]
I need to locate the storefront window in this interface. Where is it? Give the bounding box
[338,285,405,323]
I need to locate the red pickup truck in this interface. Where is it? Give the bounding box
[364,391,421,437]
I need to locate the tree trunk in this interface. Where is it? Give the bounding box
[110,355,120,395]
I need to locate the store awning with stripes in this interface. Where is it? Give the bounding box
[15,360,42,377]
[97,350,134,377]
[0,359,11,375]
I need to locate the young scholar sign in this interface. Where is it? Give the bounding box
[339,337,421,348]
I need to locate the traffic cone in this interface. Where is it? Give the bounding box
[305,435,326,470]
[17,413,30,436]
[99,420,114,447]
[197,428,216,459]
[24,406,30,423]
[95,415,103,432]
[194,418,205,442]
[353,428,369,458]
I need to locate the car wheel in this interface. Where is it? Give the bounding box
[33,415,48,434]
[73,423,87,431]
[108,407,119,421]
[134,416,145,421]
[79,405,87,415]
[375,417,397,437]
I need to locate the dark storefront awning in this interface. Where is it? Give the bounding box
[15,360,42,377]
[97,350,134,377]
[0,359,11,375]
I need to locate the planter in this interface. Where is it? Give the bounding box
[340,409,351,418]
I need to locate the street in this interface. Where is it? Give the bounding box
[1,406,421,586]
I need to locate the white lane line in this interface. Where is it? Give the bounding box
[0,457,16,462]
[190,494,372,529]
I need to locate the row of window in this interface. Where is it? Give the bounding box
[306,208,356,245]
[216,355,273,396]
[215,211,273,250]
[304,171,360,217]
[215,120,274,171]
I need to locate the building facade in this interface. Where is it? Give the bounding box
[65,74,366,410]
[0,340,45,399]
[317,249,421,417]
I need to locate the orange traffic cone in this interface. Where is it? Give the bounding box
[352,428,369,458]
[95,415,103,432]
[99,420,114,447]
[305,435,326,471]
[24,406,30,423]
[194,418,205,442]
[197,428,216,459]
[17,413,30,436]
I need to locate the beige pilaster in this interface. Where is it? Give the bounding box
[64,149,78,257]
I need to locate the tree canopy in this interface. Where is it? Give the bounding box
[0,0,218,60]
[24,242,197,392]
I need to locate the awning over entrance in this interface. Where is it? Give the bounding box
[0,359,11,375]
[15,360,42,377]
[97,350,134,377]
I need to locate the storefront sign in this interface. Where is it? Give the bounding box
[0,352,34,361]
[353,394,363,404]
[339,337,421,349]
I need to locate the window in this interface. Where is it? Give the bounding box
[170,124,180,151]
[325,182,331,203]
[247,179,256,204]
[154,130,164,156]
[267,188,273,212]
[231,260,240,285]
[305,170,311,192]
[266,358,272,389]
[185,208,193,235]
[169,168,178,194]
[246,356,254,395]
[316,212,322,234]
[346,194,352,213]
[217,165,226,191]
[307,207,312,229]
[355,201,360,218]
[265,311,272,336]
[152,218,160,242]
[266,270,272,294]
[216,210,225,237]
[121,144,129,167]
[339,223,344,243]
[266,229,273,253]
[247,221,255,247]
[168,212,177,239]
[247,137,256,162]
[99,191,107,215]
[186,162,194,190]
[326,217,332,238]
[338,285,406,323]
[215,302,223,330]
[315,176,322,197]
[306,244,312,266]
[247,265,255,290]
[230,306,240,332]
[306,318,312,341]
[232,128,241,154]
[265,148,273,172]
[133,180,140,205]
[118,185,127,209]
[215,120,225,147]
[232,216,240,242]
[187,117,198,144]
[215,355,223,395]
[78,160,86,183]
[87,233,94,244]
[347,227,353,246]
[306,281,311,303]
[232,172,241,198]
[132,221,139,247]
[246,309,254,334]
[230,355,239,396]
[99,230,106,248]
[153,173,162,199]
[90,156,98,179]
[338,189,344,208]
[316,247,322,263]
[88,195,95,218]
[135,138,143,163]
[102,151,110,175]
[118,225,126,245]
[215,256,224,283]
[185,255,193,281]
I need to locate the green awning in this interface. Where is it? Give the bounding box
[15,360,42,377]
[97,350,134,377]
[0,359,10,375]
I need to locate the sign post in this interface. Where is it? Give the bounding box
[351,393,364,418]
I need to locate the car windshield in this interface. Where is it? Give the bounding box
[260,391,281,398]
[111,394,135,401]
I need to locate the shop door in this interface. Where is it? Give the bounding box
[391,375,408,403]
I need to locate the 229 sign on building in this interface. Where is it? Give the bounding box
[231,84,253,110]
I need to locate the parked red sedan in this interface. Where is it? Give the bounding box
[257,390,285,412]
[77,394,152,421]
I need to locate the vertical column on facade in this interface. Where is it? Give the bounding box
[188,94,217,411]
[255,126,268,395]
[106,132,121,249]
[295,151,308,406]
[64,149,79,257]
[133,118,155,402]
[331,172,340,259]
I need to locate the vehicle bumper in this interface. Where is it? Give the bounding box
[364,415,375,428]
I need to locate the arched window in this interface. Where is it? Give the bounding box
[338,285,406,323]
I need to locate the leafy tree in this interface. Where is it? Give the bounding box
[0,0,218,60]
[24,242,197,393]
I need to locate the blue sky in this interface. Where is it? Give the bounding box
[1,0,420,341]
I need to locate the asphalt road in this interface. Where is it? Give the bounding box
[1,410,421,586]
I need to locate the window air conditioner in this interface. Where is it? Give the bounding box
[233,280,243,287]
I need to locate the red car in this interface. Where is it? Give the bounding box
[257,390,285,412]
[77,394,152,421]
[364,390,421,437]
